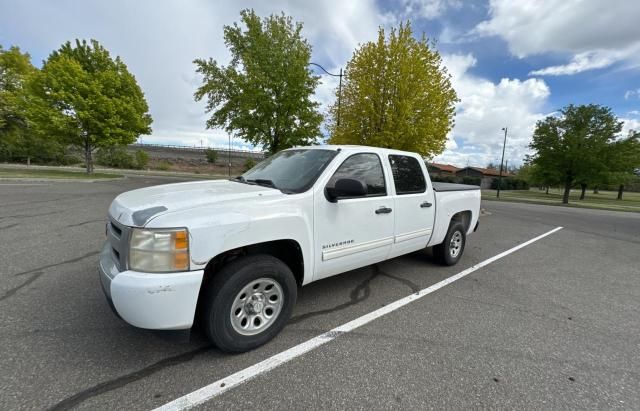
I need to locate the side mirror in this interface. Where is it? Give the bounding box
[325,178,367,202]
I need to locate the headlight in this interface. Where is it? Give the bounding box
[129,228,189,272]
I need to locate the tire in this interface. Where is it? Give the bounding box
[433,222,466,266]
[201,254,297,353]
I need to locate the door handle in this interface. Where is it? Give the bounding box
[420,201,432,208]
[375,206,393,214]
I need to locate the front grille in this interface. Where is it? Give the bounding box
[108,216,131,271]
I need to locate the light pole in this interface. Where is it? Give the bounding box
[309,62,343,127]
[497,127,508,198]
[228,133,231,177]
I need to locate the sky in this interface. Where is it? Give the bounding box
[1,0,639,168]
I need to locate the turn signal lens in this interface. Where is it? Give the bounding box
[129,228,190,272]
[174,230,188,251]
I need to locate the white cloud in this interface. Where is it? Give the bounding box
[433,53,551,168]
[621,118,640,136]
[397,0,462,20]
[1,0,387,148]
[624,89,640,100]
[475,0,640,75]
[529,50,622,76]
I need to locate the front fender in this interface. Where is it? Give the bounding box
[146,194,314,284]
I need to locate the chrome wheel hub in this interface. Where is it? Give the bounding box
[245,294,265,314]
[449,231,463,258]
[230,278,283,336]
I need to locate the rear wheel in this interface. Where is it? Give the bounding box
[433,222,466,266]
[201,254,297,353]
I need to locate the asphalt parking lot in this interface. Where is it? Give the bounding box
[1,176,639,410]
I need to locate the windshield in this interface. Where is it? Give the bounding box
[240,149,337,194]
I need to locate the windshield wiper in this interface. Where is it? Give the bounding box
[229,175,253,185]
[232,177,292,193]
[247,178,277,189]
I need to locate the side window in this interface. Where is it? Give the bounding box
[389,155,426,194]
[326,153,386,196]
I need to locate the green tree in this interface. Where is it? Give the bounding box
[0,45,54,164]
[607,130,640,199]
[528,104,622,204]
[523,160,561,195]
[32,39,152,173]
[194,10,322,155]
[328,23,458,157]
[0,46,33,143]
[205,148,218,164]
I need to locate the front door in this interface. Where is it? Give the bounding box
[314,152,395,280]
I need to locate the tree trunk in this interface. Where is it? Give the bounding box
[593,186,599,194]
[562,180,571,204]
[545,186,549,195]
[84,140,93,174]
[617,184,624,200]
[27,156,31,167]
[579,183,586,200]
[271,133,280,155]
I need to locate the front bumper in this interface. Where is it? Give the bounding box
[99,241,204,330]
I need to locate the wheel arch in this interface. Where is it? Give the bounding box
[428,208,475,247]
[450,210,472,233]
[194,239,304,325]
[201,239,304,285]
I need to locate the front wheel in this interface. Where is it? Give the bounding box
[433,222,466,266]
[201,254,297,353]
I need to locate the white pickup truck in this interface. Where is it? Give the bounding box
[100,145,480,352]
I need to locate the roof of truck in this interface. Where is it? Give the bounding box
[289,145,422,157]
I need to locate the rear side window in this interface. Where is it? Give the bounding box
[327,153,386,196]
[389,155,426,194]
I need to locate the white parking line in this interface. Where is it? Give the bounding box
[155,226,564,411]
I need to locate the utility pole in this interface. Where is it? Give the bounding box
[310,62,343,127]
[497,127,508,198]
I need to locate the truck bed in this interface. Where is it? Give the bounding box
[432,182,480,192]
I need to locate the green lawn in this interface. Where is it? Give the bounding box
[482,188,640,213]
[0,167,121,180]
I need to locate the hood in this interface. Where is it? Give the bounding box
[108,179,282,227]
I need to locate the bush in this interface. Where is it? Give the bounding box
[0,141,80,166]
[428,174,481,186]
[157,161,172,171]
[96,146,135,169]
[96,147,150,170]
[429,174,457,183]
[243,157,256,172]
[490,177,530,190]
[205,148,218,164]
[134,149,149,169]
[461,176,481,186]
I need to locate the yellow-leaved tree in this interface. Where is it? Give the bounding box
[328,22,458,157]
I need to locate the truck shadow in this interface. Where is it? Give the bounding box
[288,249,441,326]
[47,250,443,410]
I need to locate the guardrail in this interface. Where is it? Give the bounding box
[130,143,265,155]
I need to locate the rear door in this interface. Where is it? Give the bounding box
[387,154,436,258]
[313,152,395,280]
